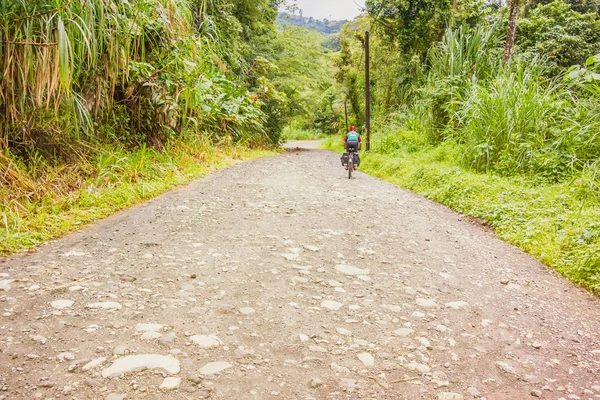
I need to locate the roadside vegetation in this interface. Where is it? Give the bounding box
[1,142,274,254]
[330,0,600,292]
[0,0,332,254]
[282,128,327,141]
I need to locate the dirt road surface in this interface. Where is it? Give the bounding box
[1,144,599,400]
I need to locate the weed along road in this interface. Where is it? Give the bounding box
[1,146,600,400]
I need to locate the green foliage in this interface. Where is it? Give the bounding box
[564,53,600,95]
[282,127,326,140]
[334,21,370,129]
[277,13,348,35]
[322,34,342,52]
[453,0,494,27]
[329,1,600,293]
[351,9,600,180]
[0,0,280,151]
[263,25,340,135]
[203,0,282,74]
[457,62,567,175]
[518,1,600,72]
[528,0,599,14]
[366,0,452,56]
[421,23,504,141]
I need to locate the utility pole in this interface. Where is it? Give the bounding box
[365,31,371,152]
[344,101,349,132]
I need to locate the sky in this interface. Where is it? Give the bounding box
[291,0,366,20]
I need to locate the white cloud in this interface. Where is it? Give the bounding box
[291,0,365,20]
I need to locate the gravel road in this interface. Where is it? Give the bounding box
[1,144,599,400]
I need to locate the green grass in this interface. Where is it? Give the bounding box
[1,142,278,255]
[282,127,327,141]
[319,135,346,152]
[322,135,600,294]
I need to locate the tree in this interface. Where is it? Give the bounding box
[504,0,523,63]
[518,0,600,70]
[256,25,338,134]
[365,0,452,56]
[528,0,599,13]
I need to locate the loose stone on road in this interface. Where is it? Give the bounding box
[1,143,600,399]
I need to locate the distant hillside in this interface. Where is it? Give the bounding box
[277,12,348,35]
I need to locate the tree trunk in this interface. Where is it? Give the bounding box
[503,0,520,64]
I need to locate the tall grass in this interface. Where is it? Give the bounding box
[413,24,503,142]
[457,61,565,174]
[393,24,600,181]
[0,0,269,151]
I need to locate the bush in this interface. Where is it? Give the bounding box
[518,0,600,72]
[457,61,566,176]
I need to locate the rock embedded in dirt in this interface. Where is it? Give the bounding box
[198,361,232,375]
[190,335,222,349]
[102,354,180,377]
[382,304,402,313]
[0,280,13,291]
[309,378,323,388]
[357,352,375,367]
[239,307,255,315]
[51,299,74,309]
[160,332,177,346]
[406,363,431,374]
[416,298,437,308]
[298,333,310,342]
[303,245,320,252]
[446,301,468,309]
[57,352,75,362]
[31,335,47,344]
[309,345,328,353]
[282,253,299,261]
[467,387,481,397]
[82,357,106,371]
[341,378,357,392]
[495,361,516,375]
[335,265,369,276]
[113,346,128,356]
[140,331,161,340]
[394,328,414,337]
[321,300,343,311]
[160,377,181,390]
[336,327,352,336]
